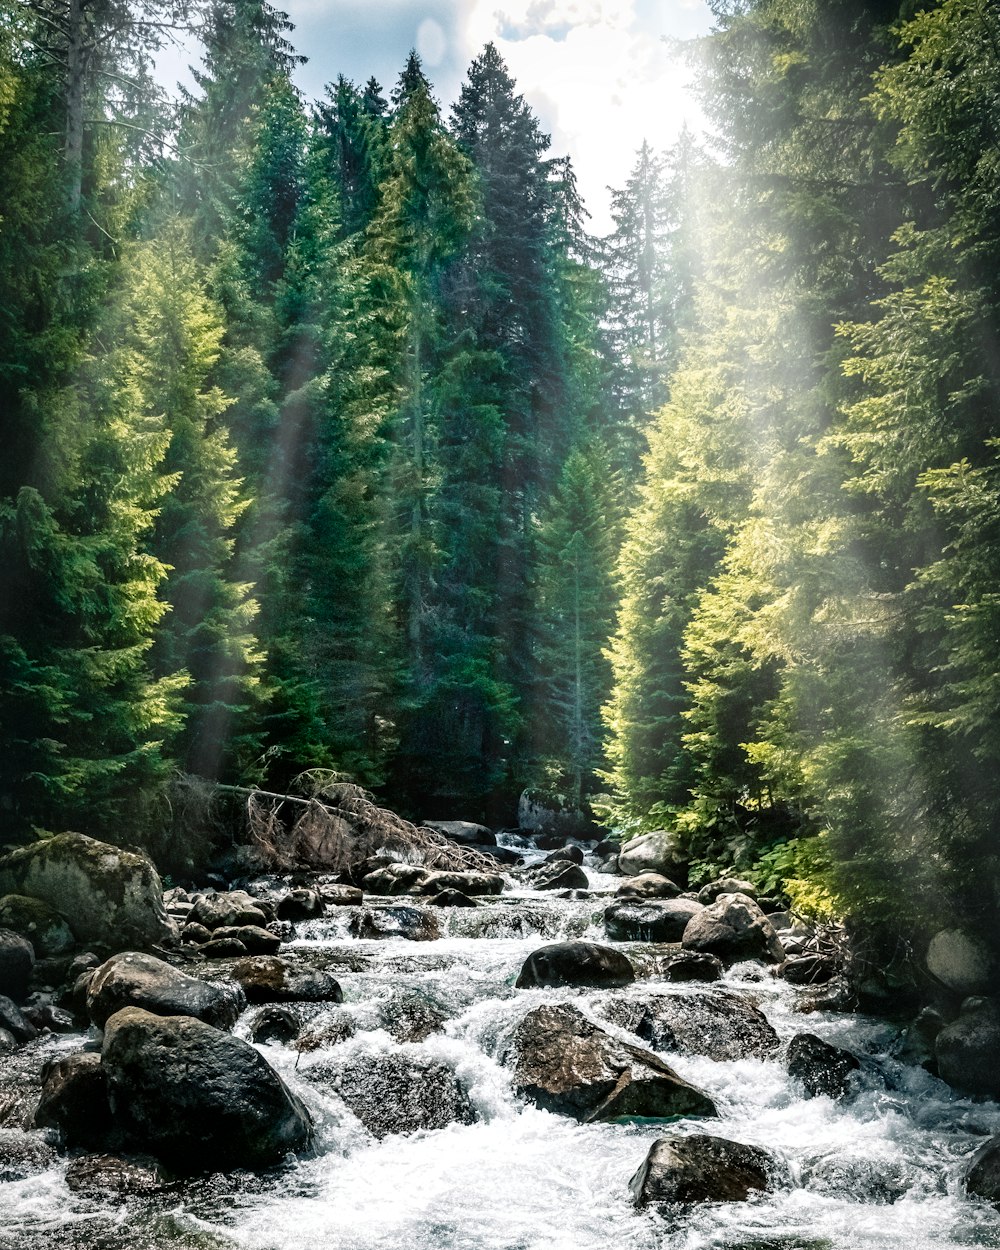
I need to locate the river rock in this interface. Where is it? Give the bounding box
[787,1032,860,1099]
[0,1131,58,1182]
[604,898,704,943]
[181,921,213,945]
[525,860,589,891]
[189,891,269,931]
[964,1135,1000,1205]
[295,1010,356,1052]
[277,889,325,921]
[698,877,758,904]
[319,884,364,906]
[515,941,635,990]
[617,831,686,878]
[780,954,836,985]
[65,1152,167,1198]
[0,895,74,957]
[251,1005,300,1045]
[422,820,497,847]
[34,1052,117,1149]
[0,833,175,949]
[0,994,38,1043]
[600,989,779,1061]
[935,999,1000,1096]
[210,925,282,955]
[426,889,477,907]
[616,873,681,900]
[681,893,784,964]
[230,955,344,1005]
[87,952,243,1030]
[101,1006,314,1171]
[416,870,505,897]
[349,906,440,942]
[200,936,248,957]
[0,929,34,1003]
[508,1002,717,1123]
[629,1133,777,1206]
[359,863,429,896]
[803,1151,912,1204]
[542,845,585,866]
[659,950,723,982]
[926,929,995,996]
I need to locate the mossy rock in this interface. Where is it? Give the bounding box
[0,894,74,957]
[0,833,176,950]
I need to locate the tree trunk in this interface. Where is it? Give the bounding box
[65,0,87,212]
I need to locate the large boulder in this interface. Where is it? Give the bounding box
[681,893,784,964]
[87,951,243,1029]
[965,1136,1000,1206]
[416,870,505,897]
[276,889,325,921]
[926,929,995,996]
[0,895,74,957]
[517,789,594,841]
[524,860,589,891]
[349,906,440,942]
[787,1032,860,1099]
[422,820,497,847]
[34,1052,117,1150]
[189,891,269,931]
[0,928,34,1002]
[604,899,703,943]
[617,831,686,879]
[0,833,175,949]
[359,863,429,896]
[515,941,635,990]
[616,873,681,901]
[101,1006,313,1171]
[229,955,344,1005]
[629,1133,778,1207]
[600,989,779,1062]
[507,1002,716,1123]
[935,999,1000,1096]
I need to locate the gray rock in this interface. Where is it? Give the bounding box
[65,1152,167,1197]
[542,845,585,866]
[200,936,248,957]
[525,860,589,891]
[787,1032,860,1099]
[0,833,176,949]
[34,1052,117,1149]
[422,820,497,847]
[698,877,758,905]
[935,999,1000,1096]
[181,921,213,945]
[101,1006,314,1171]
[600,989,779,1061]
[927,929,995,996]
[250,1005,300,1046]
[359,863,428,896]
[189,891,269,931]
[0,1130,58,1182]
[0,994,38,1043]
[0,895,74,957]
[629,1133,777,1207]
[617,831,686,878]
[682,893,784,964]
[515,941,635,990]
[0,928,35,1003]
[416,870,505,897]
[508,1002,717,1123]
[87,952,243,1030]
[230,955,344,1005]
[804,1151,912,1204]
[377,991,449,1043]
[319,884,364,906]
[211,924,281,955]
[658,950,723,983]
[349,906,440,942]
[604,898,704,943]
[426,889,477,907]
[616,873,681,900]
[965,1135,1000,1206]
[277,889,325,921]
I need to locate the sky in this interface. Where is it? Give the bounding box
[165,0,715,235]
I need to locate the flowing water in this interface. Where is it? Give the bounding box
[3,850,1000,1250]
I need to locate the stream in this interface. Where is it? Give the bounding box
[3,845,1000,1250]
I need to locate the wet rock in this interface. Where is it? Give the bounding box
[658,950,723,983]
[780,954,837,985]
[319,884,363,906]
[416,870,505,897]
[349,906,440,942]
[320,1050,476,1139]
[542,845,584,866]
[230,955,344,1005]
[295,1011,356,1052]
[34,1052,118,1149]
[681,893,784,965]
[189,891,269,931]
[629,1133,777,1207]
[377,991,448,1043]
[0,1027,18,1054]
[211,925,281,955]
[616,873,681,900]
[935,999,1000,1096]
[524,860,589,891]
[804,1151,911,1204]
[897,1005,948,1069]
[796,975,855,1015]
[508,1002,717,1123]
[181,921,213,945]
[601,989,779,1061]
[515,941,635,990]
[422,820,497,847]
[617,831,686,878]
[594,840,619,858]
[201,937,249,957]
[101,1006,314,1171]
[64,1152,167,1197]
[787,1032,860,1099]
[250,1005,300,1046]
[277,889,325,921]
[0,832,176,949]
[964,1135,1000,1205]
[557,889,593,900]
[87,952,243,1030]
[0,895,74,957]
[427,889,477,907]
[0,1129,58,1181]
[0,994,38,1043]
[23,1003,74,1033]
[927,929,995,996]
[474,844,523,866]
[0,929,35,1002]
[698,877,758,905]
[604,899,704,943]
[359,863,428,896]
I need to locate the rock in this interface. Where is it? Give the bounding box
[422,820,497,847]
[525,860,589,891]
[189,891,269,931]
[897,1006,948,1068]
[797,975,855,1015]
[277,889,326,921]
[251,1005,300,1046]
[681,893,784,964]
[359,863,428,896]
[804,1151,912,1204]
[594,840,619,858]
[698,877,758,905]
[181,922,213,945]
[315,1050,475,1139]
[34,1052,118,1149]
[0,929,35,1002]
[230,955,344,1005]
[0,895,74,957]
[296,1011,356,1052]
[927,929,995,996]
[0,1130,58,1182]
[964,1135,1000,1205]
[515,941,635,990]
[319,884,363,906]
[604,899,704,943]
[658,950,723,983]
[200,937,248,957]
[0,994,38,1043]
[616,873,681,900]
[518,789,594,841]
[416,870,505,897]
[427,888,477,908]
[23,1003,74,1033]
[787,1032,860,1099]
[935,999,1000,1096]
[87,952,243,1030]
[0,1027,17,1054]
[780,954,836,985]
[617,831,686,878]
[542,845,584,866]
[101,1006,313,1171]
[601,990,779,1061]
[211,925,281,955]
[65,1153,167,1197]
[475,844,523,866]
[377,991,448,1043]
[349,906,440,942]
[0,833,176,949]
[508,1002,717,1123]
[629,1133,777,1207]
